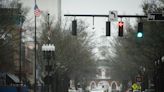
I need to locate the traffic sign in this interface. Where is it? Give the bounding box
[147,13,164,21]
[132,83,141,91]
[109,11,118,21]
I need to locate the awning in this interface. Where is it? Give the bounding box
[6,73,20,83]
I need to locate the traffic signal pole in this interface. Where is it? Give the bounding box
[64,14,147,36]
[64,14,147,18]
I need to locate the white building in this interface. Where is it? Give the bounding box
[0,0,17,8]
[54,0,61,22]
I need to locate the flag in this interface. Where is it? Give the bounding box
[34,4,41,17]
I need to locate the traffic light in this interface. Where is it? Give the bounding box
[72,20,77,35]
[106,21,111,36]
[137,22,143,38]
[118,21,124,37]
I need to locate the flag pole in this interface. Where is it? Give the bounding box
[34,0,37,92]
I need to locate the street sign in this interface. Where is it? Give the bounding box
[132,83,141,91]
[147,13,164,21]
[109,11,118,21]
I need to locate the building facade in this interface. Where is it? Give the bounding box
[54,0,61,22]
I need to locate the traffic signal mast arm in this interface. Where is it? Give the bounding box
[64,14,147,18]
[65,14,147,36]
[65,13,164,36]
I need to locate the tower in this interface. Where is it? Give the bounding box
[54,0,61,23]
[57,0,61,22]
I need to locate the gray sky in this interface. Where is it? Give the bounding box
[62,0,144,14]
[22,0,57,16]
[21,0,144,18]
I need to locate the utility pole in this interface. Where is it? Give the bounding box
[19,9,22,92]
[34,0,37,92]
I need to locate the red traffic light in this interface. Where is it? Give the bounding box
[118,21,124,27]
[118,21,124,37]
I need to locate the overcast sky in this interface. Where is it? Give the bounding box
[21,0,144,18]
[62,0,144,14]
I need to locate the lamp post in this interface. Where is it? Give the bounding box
[42,44,55,92]
[18,11,23,92]
[161,56,164,63]
[154,60,160,92]
[161,56,164,92]
[154,57,164,92]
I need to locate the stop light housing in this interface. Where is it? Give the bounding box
[137,22,143,38]
[106,21,111,36]
[72,20,77,35]
[118,21,124,37]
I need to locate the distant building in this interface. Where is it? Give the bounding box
[0,0,61,87]
[54,0,61,23]
[0,0,20,79]
[24,41,35,84]
[0,0,17,8]
[0,0,36,86]
[86,59,122,92]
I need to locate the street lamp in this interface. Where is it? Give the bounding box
[139,66,146,74]
[42,44,55,92]
[18,11,24,92]
[161,56,164,63]
[161,56,164,92]
[154,57,164,92]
